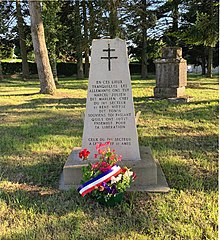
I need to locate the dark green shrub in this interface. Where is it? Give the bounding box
[2,61,155,76]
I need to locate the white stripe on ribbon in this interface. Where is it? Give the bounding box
[79,165,121,196]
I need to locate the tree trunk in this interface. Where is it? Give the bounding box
[141,0,148,79]
[0,60,3,80]
[172,0,179,32]
[84,48,89,78]
[28,0,56,94]
[75,1,84,79]
[201,51,206,75]
[201,59,206,75]
[88,1,96,41]
[50,55,59,85]
[109,0,119,38]
[206,0,214,78]
[141,40,148,79]
[49,44,59,85]
[82,0,89,78]
[207,46,213,78]
[16,0,30,80]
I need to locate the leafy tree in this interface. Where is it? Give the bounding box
[75,0,84,79]
[155,0,185,46]
[82,0,89,78]
[58,1,84,78]
[179,0,219,77]
[109,0,120,38]
[42,0,62,85]
[193,3,218,77]
[0,1,15,80]
[126,0,157,78]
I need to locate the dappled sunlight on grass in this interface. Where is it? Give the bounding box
[0,74,218,239]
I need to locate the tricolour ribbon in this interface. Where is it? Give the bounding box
[78,165,122,197]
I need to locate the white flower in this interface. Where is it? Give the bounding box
[111,174,122,184]
[124,170,133,178]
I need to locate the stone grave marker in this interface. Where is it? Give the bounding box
[154,47,187,98]
[82,38,140,161]
[60,38,169,193]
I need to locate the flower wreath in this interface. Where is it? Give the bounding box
[78,141,136,202]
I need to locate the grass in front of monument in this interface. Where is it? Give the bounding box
[0,74,218,239]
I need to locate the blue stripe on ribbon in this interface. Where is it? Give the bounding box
[78,165,117,192]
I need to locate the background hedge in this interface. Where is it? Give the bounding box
[2,61,156,76]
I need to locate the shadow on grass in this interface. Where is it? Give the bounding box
[139,133,218,154]
[2,132,217,193]
[0,123,83,157]
[0,97,86,111]
[0,176,151,239]
[0,106,84,157]
[0,81,40,88]
[1,78,89,91]
[139,134,218,192]
[161,160,218,192]
[131,80,155,89]
[0,92,40,97]
[186,83,218,90]
[51,78,89,90]
[133,97,218,122]
[0,153,68,188]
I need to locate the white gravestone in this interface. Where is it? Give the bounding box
[82,38,140,160]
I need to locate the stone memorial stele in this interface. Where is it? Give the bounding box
[154,47,187,98]
[60,38,169,192]
[82,38,140,161]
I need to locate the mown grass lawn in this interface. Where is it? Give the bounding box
[0,74,218,240]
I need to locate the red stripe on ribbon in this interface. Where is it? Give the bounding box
[81,168,123,197]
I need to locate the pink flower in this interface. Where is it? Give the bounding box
[118,155,122,161]
[101,162,108,167]
[91,162,99,169]
[100,143,106,148]
[98,148,105,154]
[96,142,107,155]
[96,143,101,150]
[94,154,98,158]
[100,165,112,172]
[99,161,111,172]
[105,141,111,146]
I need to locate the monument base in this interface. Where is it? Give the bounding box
[59,146,170,192]
[154,86,185,98]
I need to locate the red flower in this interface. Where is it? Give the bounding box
[110,155,115,161]
[79,149,90,160]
